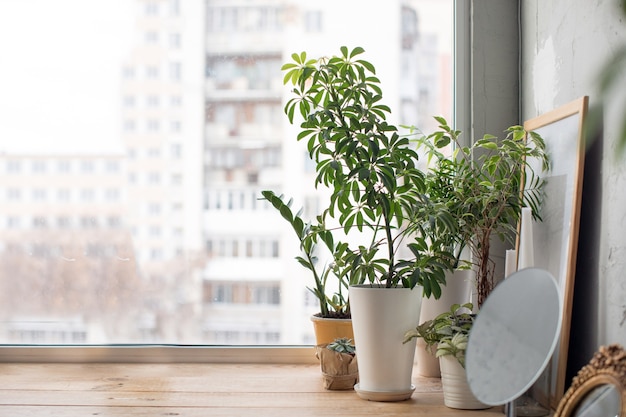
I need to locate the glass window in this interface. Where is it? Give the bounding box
[169,32,181,49]
[0,0,453,346]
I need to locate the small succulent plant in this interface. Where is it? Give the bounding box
[327,338,356,356]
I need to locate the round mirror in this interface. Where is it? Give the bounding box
[465,267,562,405]
[572,385,620,417]
[555,344,626,417]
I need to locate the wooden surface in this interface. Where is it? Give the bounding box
[0,362,503,416]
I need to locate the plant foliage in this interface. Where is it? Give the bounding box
[412,117,549,307]
[266,46,457,300]
[261,190,353,318]
[403,302,474,368]
[327,337,356,355]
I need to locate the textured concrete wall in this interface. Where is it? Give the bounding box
[521,0,626,381]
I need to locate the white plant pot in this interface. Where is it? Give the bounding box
[439,355,489,410]
[349,284,422,401]
[415,269,473,377]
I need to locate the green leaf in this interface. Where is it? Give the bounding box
[350,46,365,58]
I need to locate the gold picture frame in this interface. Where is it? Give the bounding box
[555,344,626,417]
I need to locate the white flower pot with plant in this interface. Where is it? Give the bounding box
[404,303,489,409]
[350,284,422,400]
[267,46,458,401]
[415,268,472,377]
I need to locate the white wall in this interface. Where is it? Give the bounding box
[521,0,626,380]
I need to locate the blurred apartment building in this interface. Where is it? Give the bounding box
[0,0,447,344]
[0,153,136,343]
[201,0,443,344]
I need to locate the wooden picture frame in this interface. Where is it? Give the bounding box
[554,344,626,417]
[520,96,589,408]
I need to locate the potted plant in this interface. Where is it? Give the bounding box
[413,265,472,378]
[403,303,489,410]
[275,46,457,401]
[413,117,549,307]
[261,190,354,345]
[315,337,359,390]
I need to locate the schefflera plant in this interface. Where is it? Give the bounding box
[270,46,456,296]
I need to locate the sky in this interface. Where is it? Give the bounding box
[0,0,133,154]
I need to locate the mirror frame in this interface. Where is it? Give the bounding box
[555,344,626,417]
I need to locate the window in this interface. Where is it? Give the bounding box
[57,189,71,202]
[105,160,120,173]
[170,95,182,107]
[6,217,20,229]
[7,188,21,201]
[147,119,160,132]
[147,203,161,215]
[146,66,159,79]
[6,160,21,173]
[57,160,72,173]
[304,10,323,32]
[32,188,46,201]
[169,62,181,81]
[123,66,135,79]
[169,0,180,17]
[146,95,160,108]
[170,143,183,158]
[0,0,453,347]
[124,119,136,132]
[146,31,159,44]
[57,216,71,229]
[123,95,136,107]
[80,161,94,173]
[169,32,181,49]
[105,188,120,201]
[145,1,158,16]
[32,160,46,173]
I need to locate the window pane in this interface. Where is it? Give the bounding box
[0,0,452,345]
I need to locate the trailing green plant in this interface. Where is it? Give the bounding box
[403,302,474,368]
[327,337,356,355]
[267,46,456,297]
[411,117,549,307]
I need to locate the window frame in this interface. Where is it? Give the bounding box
[0,1,468,364]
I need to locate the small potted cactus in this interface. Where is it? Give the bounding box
[315,338,359,390]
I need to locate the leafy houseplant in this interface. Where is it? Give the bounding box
[403,303,487,409]
[403,302,474,367]
[265,46,457,399]
[275,45,456,295]
[262,191,351,319]
[413,117,549,307]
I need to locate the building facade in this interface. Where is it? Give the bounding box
[0,0,449,345]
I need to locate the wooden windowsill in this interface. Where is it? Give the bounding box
[0,362,504,416]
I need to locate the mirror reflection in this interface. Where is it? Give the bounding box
[572,385,620,417]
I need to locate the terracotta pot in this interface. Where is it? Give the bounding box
[310,315,354,346]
